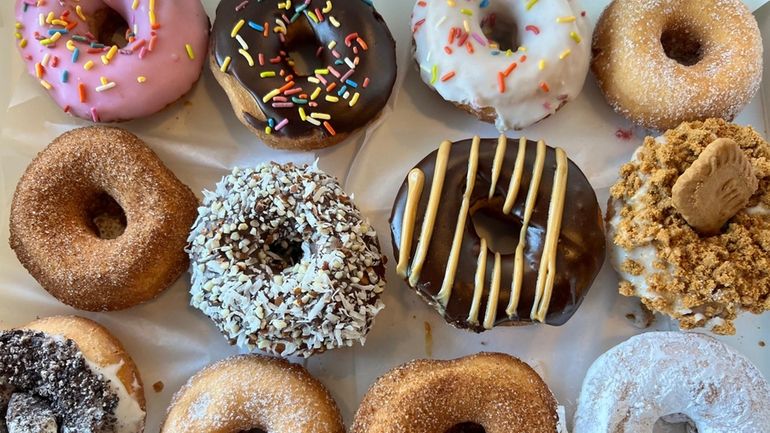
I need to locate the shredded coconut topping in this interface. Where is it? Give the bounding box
[187,162,387,357]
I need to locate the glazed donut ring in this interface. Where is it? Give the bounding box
[1,315,146,432]
[161,355,344,433]
[9,127,198,311]
[352,353,560,433]
[574,332,770,432]
[591,0,763,130]
[14,0,209,122]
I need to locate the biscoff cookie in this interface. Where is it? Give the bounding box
[606,119,770,334]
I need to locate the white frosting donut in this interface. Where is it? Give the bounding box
[411,0,591,130]
[574,332,770,433]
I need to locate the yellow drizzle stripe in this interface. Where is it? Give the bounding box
[531,148,568,322]
[489,135,507,198]
[502,138,527,214]
[483,252,502,329]
[396,169,425,278]
[436,136,480,307]
[467,237,488,325]
[408,140,452,287]
[505,140,546,317]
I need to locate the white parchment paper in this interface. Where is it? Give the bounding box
[0,1,768,431]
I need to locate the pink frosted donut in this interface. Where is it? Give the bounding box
[14,0,209,122]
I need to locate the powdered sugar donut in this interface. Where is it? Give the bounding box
[14,0,209,122]
[574,332,770,433]
[411,0,591,130]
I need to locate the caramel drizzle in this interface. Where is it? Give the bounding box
[398,136,568,326]
[436,136,480,307]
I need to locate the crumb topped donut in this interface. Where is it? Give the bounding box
[1,315,146,433]
[9,127,199,311]
[411,0,591,130]
[14,0,209,122]
[574,332,770,432]
[352,353,563,433]
[161,355,344,433]
[607,119,770,334]
[592,0,763,130]
[210,0,397,149]
[187,162,387,357]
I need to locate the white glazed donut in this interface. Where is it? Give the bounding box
[411,0,591,130]
[574,332,770,433]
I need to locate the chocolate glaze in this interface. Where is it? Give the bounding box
[212,0,397,139]
[390,138,606,331]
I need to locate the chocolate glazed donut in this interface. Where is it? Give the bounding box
[390,137,605,331]
[211,0,397,149]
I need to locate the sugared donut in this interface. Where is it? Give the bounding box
[390,136,605,331]
[607,119,770,335]
[187,162,387,357]
[574,332,770,432]
[1,315,146,433]
[352,353,563,433]
[14,0,209,122]
[591,0,763,130]
[161,355,344,433]
[9,127,198,311]
[411,0,591,130]
[210,0,397,150]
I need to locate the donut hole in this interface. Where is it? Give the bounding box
[654,414,698,433]
[283,19,326,76]
[660,25,703,66]
[240,429,267,433]
[480,11,519,52]
[470,198,521,255]
[445,422,486,433]
[89,7,131,48]
[85,193,127,240]
[265,235,305,273]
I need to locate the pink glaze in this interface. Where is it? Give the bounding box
[15,0,209,122]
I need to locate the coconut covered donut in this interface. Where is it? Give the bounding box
[607,119,770,334]
[210,0,397,150]
[1,315,146,433]
[14,0,209,122]
[411,0,591,130]
[352,353,563,433]
[187,162,387,357]
[592,0,763,130]
[161,355,344,433]
[9,127,199,311]
[574,332,770,432]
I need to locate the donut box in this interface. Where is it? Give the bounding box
[0,0,769,431]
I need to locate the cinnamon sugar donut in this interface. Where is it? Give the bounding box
[1,315,146,432]
[591,0,763,130]
[9,127,198,311]
[352,353,563,433]
[161,355,344,433]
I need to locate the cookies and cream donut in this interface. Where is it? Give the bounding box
[1,315,146,433]
[411,0,590,130]
[14,0,209,122]
[210,0,397,150]
[161,355,344,433]
[390,136,605,331]
[9,127,198,311]
[591,0,763,130]
[607,119,770,334]
[574,332,770,432]
[187,162,387,357]
[352,353,564,433]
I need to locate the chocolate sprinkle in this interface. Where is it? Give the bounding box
[0,330,119,433]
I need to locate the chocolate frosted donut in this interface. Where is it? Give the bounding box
[390,136,605,331]
[210,0,397,150]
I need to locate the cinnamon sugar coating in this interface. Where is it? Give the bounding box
[607,119,770,334]
[9,127,198,311]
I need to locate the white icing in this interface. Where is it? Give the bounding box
[84,358,145,433]
[411,0,591,130]
[574,332,770,433]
